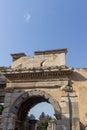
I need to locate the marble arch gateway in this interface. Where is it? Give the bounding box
[8,90,61,130]
[0,48,87,130]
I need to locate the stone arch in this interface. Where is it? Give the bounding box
[9,90,61,121]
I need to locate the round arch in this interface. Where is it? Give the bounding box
[9,90,61,122]
[10,90,61,120]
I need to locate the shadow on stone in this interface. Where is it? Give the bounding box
[80,122,86,130]
[69,71,87,81]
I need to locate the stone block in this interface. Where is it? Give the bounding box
[61,114,70,130]
[4,102,10,108]
[61,97,69,102]
[5,93,12,97]
[71,102,79,118]
[67,92,76,97]
[57,126,62,130]
[61,81,68,86]
[60,102,69,114]
[4,97,11,103]
[49,97,55,103]
[56,120,62,125]
[72,118,80,130]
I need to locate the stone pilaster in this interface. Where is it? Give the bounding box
[60,95,70,130]
[1,89,14,130]
[47,120,57,130]
[69,92,80,130]
[1,89,24,130]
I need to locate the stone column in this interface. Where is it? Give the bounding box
[35,122,38,130]
[47,120,57,130]
[47,121,52,130]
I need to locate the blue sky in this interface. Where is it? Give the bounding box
[0,0,87,67]
[29,102,55,119]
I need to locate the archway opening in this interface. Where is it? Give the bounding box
[17,95,50,121]
[10,90,61,130]
[16,96,54,130]
[29,102,55,119]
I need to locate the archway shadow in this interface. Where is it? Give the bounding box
[80,122,86,130]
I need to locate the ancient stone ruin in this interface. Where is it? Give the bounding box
[0,48,87,130]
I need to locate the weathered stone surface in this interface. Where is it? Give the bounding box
[11,49,67,69]
[1,49,85,130]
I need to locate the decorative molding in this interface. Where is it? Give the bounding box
[1,66,73,82]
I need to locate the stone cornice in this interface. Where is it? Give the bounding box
[34,48,67,55]
[1,66,73,74]
[1,66,73,82]
[11,52,26,62]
